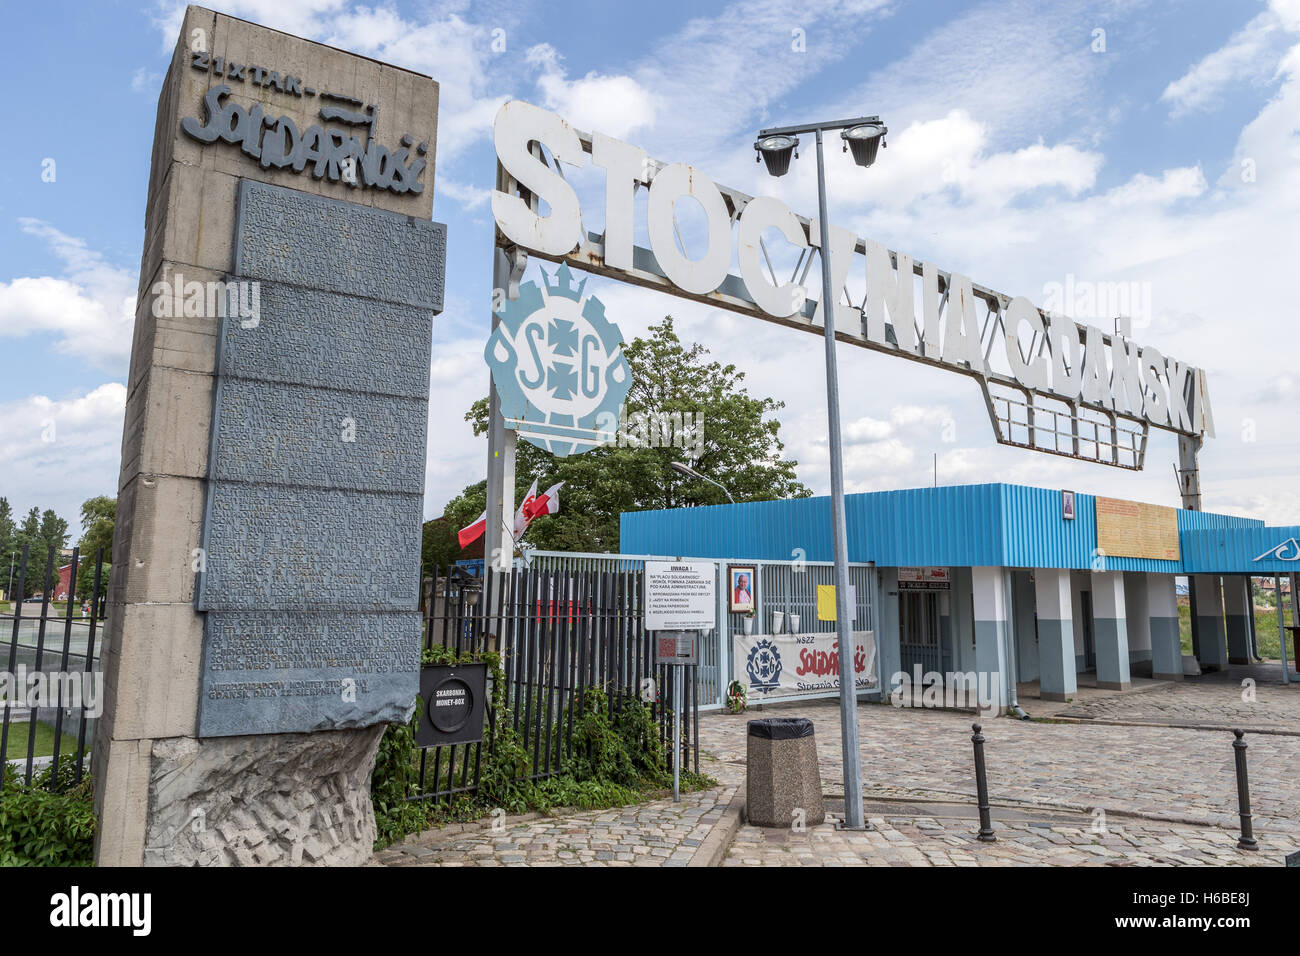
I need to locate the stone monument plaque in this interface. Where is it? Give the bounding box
[195,180,444,736]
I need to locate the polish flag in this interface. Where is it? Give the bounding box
[513,479,540,535]
[457,509,487,548]
[525,481,564,524]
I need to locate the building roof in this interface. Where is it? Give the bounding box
[621,482,1287,574]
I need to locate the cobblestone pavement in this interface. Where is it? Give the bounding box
[380,681,1300,866]
[699,699,1300,836]
[723,805,1289,867]
[377,780,736,867]
[1054,670,1300,733]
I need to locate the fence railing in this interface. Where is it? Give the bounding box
[0,544,107,791]
[410,564,699,804]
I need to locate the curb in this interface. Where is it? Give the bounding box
[690,788,744,867]
[1039,714,1300,737]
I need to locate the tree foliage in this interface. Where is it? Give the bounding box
[433,317,809,558]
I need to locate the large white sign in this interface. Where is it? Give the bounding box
[735,630,877,699]
[491,100,1213,442]
[644,561,717,631]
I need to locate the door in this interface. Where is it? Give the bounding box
[899,590,942,678]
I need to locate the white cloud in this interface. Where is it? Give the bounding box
[1161,1,1300,118]
[1103,166,1207,207]
[0,220,135,374]
[0,384,127,523]
[131,67,162,93]
[527,43,660,139]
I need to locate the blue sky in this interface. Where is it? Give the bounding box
[2,0,1299,530]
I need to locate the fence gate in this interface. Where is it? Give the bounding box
[410,564,700,804]
[1,544,106,792]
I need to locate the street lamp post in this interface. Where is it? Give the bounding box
[669,460,735,504]
[754,114,886,831]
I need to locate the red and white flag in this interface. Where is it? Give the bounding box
[513,479,540,535]
[460,480,564,549]
[457,509,486,548]
[525,481,564,524]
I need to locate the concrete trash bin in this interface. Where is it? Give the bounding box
[746,717,825,828]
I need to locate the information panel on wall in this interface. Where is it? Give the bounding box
[1096,496,1181,561]
[644,561,717,631]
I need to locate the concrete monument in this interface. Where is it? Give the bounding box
[94,5,444,866]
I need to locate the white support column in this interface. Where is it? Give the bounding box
[1034,568,1076,701]
[1090,570,1131,690]
[1223,575,1253,665]
[1147,574,1183,681]
[1123,572,1152,672]
[1193,574,1228,671]
[972,567,1011,712]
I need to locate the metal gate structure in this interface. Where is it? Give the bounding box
[411,562,700,804]
[1,544,107,792]
[528,551,879,709]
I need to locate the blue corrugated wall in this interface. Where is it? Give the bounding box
[620,482,1267,572]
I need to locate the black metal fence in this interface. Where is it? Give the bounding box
[411,565,699,803]
[0,544,107,791]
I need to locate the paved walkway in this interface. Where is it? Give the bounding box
[724,803,1287,867]
[1054,668,1300,733]
[701,699,1300,835]
[380,679,1300,867]
[378,780,737,867]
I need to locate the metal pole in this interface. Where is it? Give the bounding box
[1232,730,1258,851]
[672,668,681,802]
[813,128,864,830]
[1277,575,1289,684]
[971,723,996,842]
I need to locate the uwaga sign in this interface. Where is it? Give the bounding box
[182,52,428,194]
[490,101,1214,458]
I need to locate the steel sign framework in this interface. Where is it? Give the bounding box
[489,102,1213,466]
[484,100,1217,559]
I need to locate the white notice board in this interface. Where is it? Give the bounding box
[644,561,717,631]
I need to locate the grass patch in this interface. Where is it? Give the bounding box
[1177,598,1294,658]
[0,721,81,761]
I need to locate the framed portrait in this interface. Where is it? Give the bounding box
[728,564,756,614]
[1061,489,1076,520]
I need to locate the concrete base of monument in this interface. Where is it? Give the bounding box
[139,725,386,866]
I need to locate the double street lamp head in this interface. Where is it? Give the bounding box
[841,121,887,168]
[753,117,888,178]
[753,133,799,177]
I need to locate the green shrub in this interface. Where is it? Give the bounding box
[0,763,96,866]
[370,657,714,850]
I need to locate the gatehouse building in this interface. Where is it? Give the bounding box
[618,482,1299,711]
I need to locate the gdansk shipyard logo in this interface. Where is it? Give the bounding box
[180,51,427,194]
[1254,537,1300,562]
[485,263,631,457]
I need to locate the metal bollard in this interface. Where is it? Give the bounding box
[1232,730,1258,851]
[971,723,996,842]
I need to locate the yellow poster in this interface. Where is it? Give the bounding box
[1095,497,1180,561]
[816,584,837,621]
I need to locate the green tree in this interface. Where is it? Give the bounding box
[37,509,70,597]
[451,317,810,553]
[0,498,15,598]
[15,507,41,598]
[76,495,116,600]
